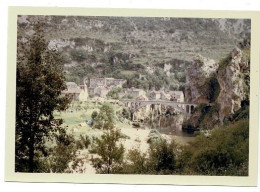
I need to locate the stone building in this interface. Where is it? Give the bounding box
[61,82,82,100]
[160,91,171,100]
[88,77,126,98]
[150,90,161,100]
[124,87,146,98]
[136,95,149,101]
[89,77,126,89]
[169,91,184,102]
[94,86,110,98]
[150,90,170,100]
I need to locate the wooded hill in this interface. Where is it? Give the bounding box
[17,16,251,92]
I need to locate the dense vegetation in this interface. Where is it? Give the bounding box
[177,119,249,175]
[18,16,250,92]
[15,23,71,172]
[73,103,249,175]
[87,103,249,175]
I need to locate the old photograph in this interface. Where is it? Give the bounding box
[15,14,251,176]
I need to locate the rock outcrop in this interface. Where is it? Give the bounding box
[216,47,250,122]
[184,47,250,129]
[185,54,219,104]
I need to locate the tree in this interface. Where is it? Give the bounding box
[124,147,148,174]
[123,139,177,174]
[147,139,176,174]
[94,103,115,129]
[106,87,122,99]
[15,23,71,172]
[178,119,249,176]
[48,129,76,173]
[91,110,98,120]
[89,129,125,174]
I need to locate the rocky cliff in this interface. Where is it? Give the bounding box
[185,55,219,104]
[184,47,250,130]
[216,47,250,122]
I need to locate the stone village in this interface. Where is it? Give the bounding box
[61,77,184,103]
[61,77,198,120]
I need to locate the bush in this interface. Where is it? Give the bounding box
[123,139,177,175]
[146,139,176,174]
[76,135,91,149]
[122,107,131,119]
[71,49,88,62]
[218,54,232,70]
[179,119,249,176]
[107,87,122,99]
[48,129,77,173]
[94,103,115,129]
[147,129,163,143]
[89,129,125,174]
[91,111,98,120]
[123,148,148,174]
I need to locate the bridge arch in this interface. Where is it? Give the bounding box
[120,100,197,120]
[133,101,186,114]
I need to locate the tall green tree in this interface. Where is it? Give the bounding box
[15,23,71,172]
[89,129,125,174]
[94,102,115,129]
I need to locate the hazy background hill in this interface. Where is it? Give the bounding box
[17,15,251,92]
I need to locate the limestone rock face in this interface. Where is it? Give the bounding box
[184,47,250,128]
[216,47,249,122]
[185,55,219,103]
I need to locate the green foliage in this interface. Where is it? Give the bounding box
[123,119,249,176]
[48,129,76,173]
[123,148,148,174]
[89,129,125,174]
[218,54,232,70]
[123,139,177,174]
[94,103,115,129]
[179,119,249,176]
[147,139,176,174]
[91,110,98,120]
[15,23,71,172]
[147,129,163,143]
[70,48,88,62]
[121,107,131,120]
[76,135,91,150]
[122,94,133,99]
[107,87,122,99]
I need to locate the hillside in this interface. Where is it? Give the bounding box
[17,15,251,91]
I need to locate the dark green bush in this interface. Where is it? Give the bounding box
[71,49,88,62]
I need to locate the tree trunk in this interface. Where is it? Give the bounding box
[28,128,35,172]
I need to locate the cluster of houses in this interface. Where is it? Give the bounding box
[88,77,126,98]
[61,77,184,103]
[61,82,88,101]
[149,90,184,102]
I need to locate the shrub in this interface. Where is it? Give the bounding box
[146,139,176,174]
[48,129,77,173]
[147,129,163,143]
[179,119,249,176]
[70,49,88,62]
[218,54,232,70]
[76,135,91,149]
[94,103,115,130]
[89,129,125,174]
[123,148,148,174]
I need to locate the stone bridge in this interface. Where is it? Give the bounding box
[120,99,197,120]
